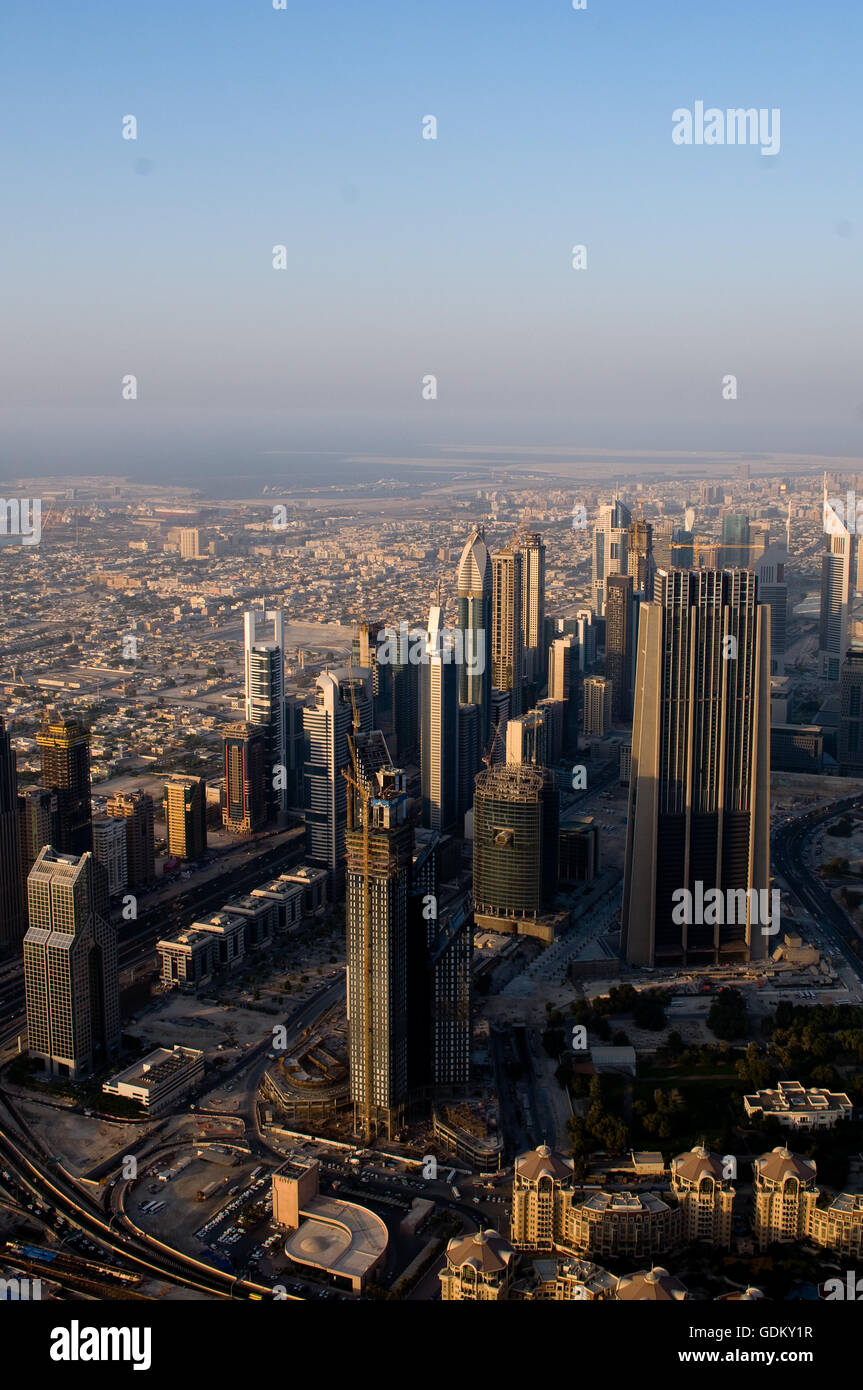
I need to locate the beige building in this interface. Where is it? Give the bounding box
[616,1266,688,1301]
[566,1190,682,1261]
[519,1256,617,1301]
[102,1045,204,1114]
[753,1147,818,1249]
[670,1146,735,1248]
[809,1192,863,1258]
[440,1229,517,1301]
[511,1145,575,1250]
[744,1081,852,1130]
[272,1158,387,1293]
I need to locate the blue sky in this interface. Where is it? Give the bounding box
[1,0,861,481]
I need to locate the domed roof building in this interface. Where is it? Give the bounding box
[670,1146,735,1249]
[511,1146,575,1250]
[616,1266,688,1302]
[753,1148,819,1250]
[439,1228,517,1301]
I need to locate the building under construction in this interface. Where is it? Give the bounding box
[345,730,413,1142]
[472,763,546,930]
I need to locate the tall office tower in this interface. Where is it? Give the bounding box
[284,693,307,810]
[0,717,25,952]
[583,676,612,736]
[457,704,479,823]
[456,527,493,750]
[506,708,549,767]
[389,636,419,767]
[755,547,788,675]
[473,764,551,930]
[421,606,460,834]
[719,512,751,568]
[487,688,510,765]
[575,609,598,670]
[749,522,770,566]
[353,620,393,739]
[106,790,154,889]
[23,847,120,1079]
[17,787,59,896]
[627,518,654,597]
[547,635,579,752]
[222,721,267,833]
[652,519,675,572]
[345,739,412,1141]
[838,646,863,776]
[427,895,472,1087]
[592,499,632,617]
[622,569,771,967]
[605,574,636,722]
[164,775,207,860]
[491,542,524,716]
[244,609,287,823]
[303,670,372,895]
[820,488,854,681]
[92,816,128,896]
[520,532,547,685]
[37,714,93,855]
[535,698,564,766]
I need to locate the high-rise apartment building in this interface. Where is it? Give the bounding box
[491,542,523,716]
[520,532,546,685]
[592,499,631,617]
[511,1145,575,1250]
[222,721,267,834]
[627,518,654,597]
[37,714,92,855]
[752,1147,818,1250]
[353,620,393,740]
[23,848,120,1079]
[244,609,287,823]
[622,569,771,967]
[605,573,636,723]
[106,790,154,889]
[669,1147,735,1248]
[456,528,492,759]
[420,606,460,833]
[582,676,612,736]
[820,488,854,681]
[346,736,412,1140]
[0,716,25,952]
[547,635,579,752]
[91,815,128,896]
[179,527,202,559]
[164,775,208,860]
[303,670,372,895]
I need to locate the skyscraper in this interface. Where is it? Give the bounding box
[583,676,612,736]
[719,512,751,569]
[345,734,412,1140]
[37,714,92,855]
[472,763,548,931]
[520,532,546,685]
[303,670,372,895]
[547,635,579,752]
[755,547,788,675]
[23,847,120,1079]
[353,620,393,740]
[820,488,853,681]
[605,573,636,723]
[106,790,154,889]
[838,645,863,776]
[0,716,25,952]
[164,775,208,860]
[421,606,460,833]
[222,721,267,833]
[622,569,771,967]
[92,816,128,896]
[17,786,59,899]
[491,542,523,716]
[627,518,654,598]
[244,609,287,822]
[456,527,493,758]
[592,499,631,617]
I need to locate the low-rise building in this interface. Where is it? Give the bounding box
[157,927,216,989]
[744,1081,852,1130]
[102,1045,204,1114]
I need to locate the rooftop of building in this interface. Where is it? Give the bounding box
[285,1195,387,1281]
[104,1045,203,1090]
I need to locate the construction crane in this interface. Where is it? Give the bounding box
[481,715,504,769]
[342,660,374,1144]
